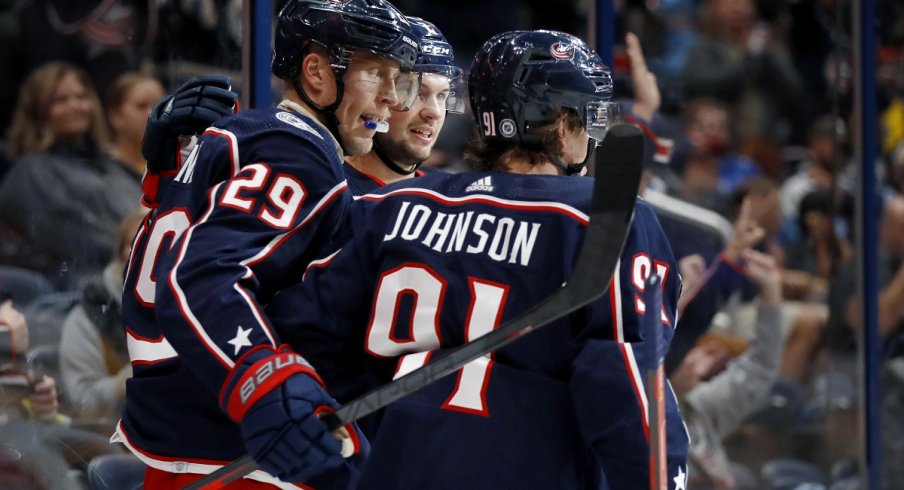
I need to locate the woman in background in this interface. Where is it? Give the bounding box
[0,62,141,288]
[106,72,164,178]
[59,208,144,426]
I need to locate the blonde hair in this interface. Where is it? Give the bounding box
[106,72,159,111]
[6,62,110,159]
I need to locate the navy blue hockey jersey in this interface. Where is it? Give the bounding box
[268,171,690,489]
[117,103,360,487]
[342,161,434,197]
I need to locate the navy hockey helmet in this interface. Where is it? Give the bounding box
[468,30,617,146]
[272,0,421,110]
[273,0,418,76]
[407,16,465,113]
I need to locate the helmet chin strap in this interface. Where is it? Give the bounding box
[548,140,595,176]
[372,141,421,175]
[291,74,349,154]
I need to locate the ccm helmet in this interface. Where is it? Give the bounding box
[406,16,465,113]
[468,30,616,147]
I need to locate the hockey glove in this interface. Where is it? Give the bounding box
[220,345,351,482]
[141,75,238,174]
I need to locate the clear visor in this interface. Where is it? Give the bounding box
[336,50,423,112]
[343,69,422,112]
[417,65,466,113]
[585,101,619,141]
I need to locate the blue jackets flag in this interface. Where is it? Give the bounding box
[268,171,690,489]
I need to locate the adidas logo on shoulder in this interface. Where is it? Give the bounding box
[465,176,494,193]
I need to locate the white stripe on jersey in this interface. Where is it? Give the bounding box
[610,259,624,342]
[168,181,240,368]
[127,331,178,364]
[303,249,341,281]
[622,343,651,436]
[241,180,348,267]
[204,127,242,177]
[112,423,303,489]
[169,179,349,367]
[356,187,589,224]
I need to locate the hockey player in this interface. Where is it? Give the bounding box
[116,0,421,488]
[269,30,690,489]
[343,16,465,195]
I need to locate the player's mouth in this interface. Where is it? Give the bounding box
[410,125,434,143]
[361,113,389,133]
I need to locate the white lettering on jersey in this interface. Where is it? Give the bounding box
[134,210,191,304]
[446,212,473,252]
[383,201,541,266]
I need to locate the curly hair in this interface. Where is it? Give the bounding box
[464,107,583,172]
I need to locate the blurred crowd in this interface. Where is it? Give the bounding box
[0,0,902,489]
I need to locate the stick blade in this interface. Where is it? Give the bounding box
[568,122,646,300]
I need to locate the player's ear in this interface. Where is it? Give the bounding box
[300,47,337,106]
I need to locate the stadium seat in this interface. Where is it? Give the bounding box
[0,265,54,305]
[761,458,827,490]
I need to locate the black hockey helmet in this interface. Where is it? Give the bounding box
[407,16,465,113]
[468,30,617,146]
[273,0,418,77]
[272,0,421,112]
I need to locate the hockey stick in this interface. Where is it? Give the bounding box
[644,273,668,490]
[184,123,645,490]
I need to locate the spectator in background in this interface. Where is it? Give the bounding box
[832,194,904,352]
[671,249,783,489]
[666,196,765,373]
[783,189,851,303]
[106,72,165,179]
[1,291,65,426]
[775,189,852,388]
[681,0,806,176]
[829,193,904,487]
[0,287,122,486]
[0,292,28,369]
[0,62,141,289]
[729,177,784,260]
[676,98,761,215]
[779,115,851,226]
[59,208,144,425]
[0,1,156,137]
